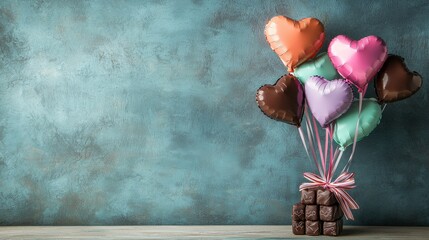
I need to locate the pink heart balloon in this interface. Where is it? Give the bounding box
[305,76,353,128]
[328,35,388,92]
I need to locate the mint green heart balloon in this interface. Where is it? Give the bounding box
[334,98,382,150]
[294,52,340,85]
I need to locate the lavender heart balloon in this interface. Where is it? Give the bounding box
[305,76,353,128]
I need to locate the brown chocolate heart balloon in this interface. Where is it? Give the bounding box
[375,55,423,103]
[256,74,305,127]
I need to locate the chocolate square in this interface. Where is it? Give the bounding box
[305,220,322,236]
[317,189,337,205]
[323,219,343,236]
[292,220,305,235]
[292,203,305,221]
[301,189,316,204]
[320,204,343,221]
[305,205,318,221]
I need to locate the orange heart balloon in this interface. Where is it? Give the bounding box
[265,16,325,72]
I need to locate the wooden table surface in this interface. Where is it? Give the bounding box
[0,226,428,239]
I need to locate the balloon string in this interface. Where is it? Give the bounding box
[304,105,317,159]
[330,124,334,171]
[312,113,325,179]
[381,104,387,113]
[327,124,335,182]
[298,127,312,164]
[342,86,366,173]
[304,105,323,177]
[324,127,329,177]
[332,149,344,176]
[304,105,315,143]
[305,119,318,164]
[330,146,340,181]
[333,147,340,163]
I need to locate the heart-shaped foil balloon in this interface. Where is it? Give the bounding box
[294,52,340,85]
[305,76,353,128]
[328,35,388,92]
[334,98,382,150]
[265,16,325,72]
[256,74,305,127]
[375,54,423,103]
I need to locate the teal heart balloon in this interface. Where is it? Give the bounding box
[294,52,339,85]
[334,98,382,150]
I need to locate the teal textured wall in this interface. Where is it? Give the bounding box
[0,0,428,225]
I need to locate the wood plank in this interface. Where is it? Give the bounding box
[0,226,428,239]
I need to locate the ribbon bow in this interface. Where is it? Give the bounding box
[299,171,359,220]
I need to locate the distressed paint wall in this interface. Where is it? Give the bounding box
[0,0,428,225]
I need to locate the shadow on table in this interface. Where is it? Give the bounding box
[341,226,377,236]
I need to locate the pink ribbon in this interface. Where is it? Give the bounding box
[297,102,359,220]
[299,171,359,220]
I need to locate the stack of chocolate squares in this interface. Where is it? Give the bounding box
[292,188,344,236]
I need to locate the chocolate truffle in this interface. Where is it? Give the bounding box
[305,205,318,221]
[305,220,322,236]
[292,203,305,221]
[320,204,343,221]
[317,189,337,205]
[292,220,305,235]
[301,189,316,204]
[323,219,343,236]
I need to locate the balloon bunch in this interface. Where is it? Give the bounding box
[256,16,422,220]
